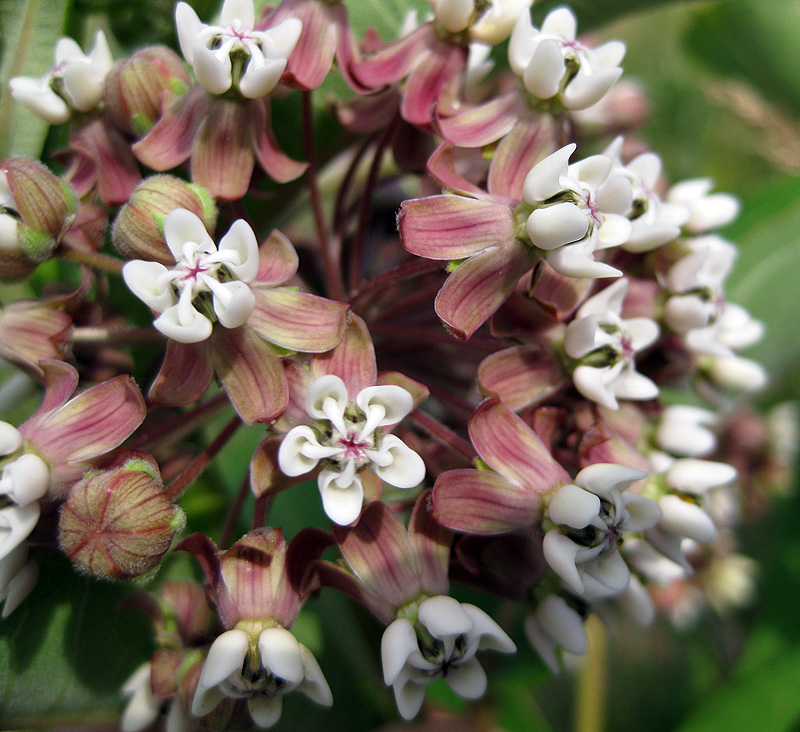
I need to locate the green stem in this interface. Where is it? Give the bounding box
[58,248,125,275]
[575,615,607,732]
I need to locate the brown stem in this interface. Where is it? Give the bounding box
[220,473,252,549]
[165,414,242,500]
[333,134,376,236]
[302,90,346,302]
[410,410,476,462]
[349,258,442,313]
[71,325,164,346]
[59,248,125,275]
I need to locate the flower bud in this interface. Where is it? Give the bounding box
[105,46,190,139]
[59,456,184,580]
[112,176,217,264]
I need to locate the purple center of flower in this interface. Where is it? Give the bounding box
[336,432,370,462]
[584,193,602,228]
[620,333,634,360]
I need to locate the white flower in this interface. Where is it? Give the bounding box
[192,627,332,728]
[381,595,515,720]
[666,178,739,235]
[524,594,586,672]
[656,405,718,458]
[123,209,259,344]
[278,375,426,525]
[523,144,633,278]
[121,663,161,732]
[471,0,533,45]
[0,543,38,618]
[509,7,625,110]
[603,137,690,252]
[10,31,113,124]
[176,0,301,98]
[564,279,659,409]
[542,463,659,596]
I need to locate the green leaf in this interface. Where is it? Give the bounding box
[532,0,719,31]
[0,0,70,159]
[0,553,152,727]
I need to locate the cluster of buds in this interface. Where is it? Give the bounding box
[0,0,788,729]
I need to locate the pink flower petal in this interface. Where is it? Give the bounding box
[437,92,523,148]
[488,116,557,201]
[354,25,434,88]
[401,41,466,128]
[478,344,565,410]
[254,230,299,286]
[249,98,308,183]
[409,490,451,597]
[149,340,213,407]
[426,143,486,197]
[311,314,377,399]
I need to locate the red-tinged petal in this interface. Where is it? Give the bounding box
[29,375,146,465]
[133,85,209,171]
[435,241,535,339]
[30,360,79,416]
[249,99,307,183]
[311,314,376,399]
[191,99,254,201]
[426,143,486,197]
[469,398,569,492]
[0,301,71,378]
[401,42,467,128]
[249,288,348,353]
[337,89,400,134]
[354,25,434,89]
[488,116,556,201]
[250,435,311,498]
[315,560,395,625]
[432,468,538,535]
[177,533,238,629]
[284,527,334,602]
[528,406,569,453]
[149,340,213,407]
[400,195,514,261]
[328,3,369,93]
[212,327,288,424]
[254,230,299,286]
[334,501,421,609]
[409,490,451,596]
[529,263,593,321]
[437,92,522,148]
[478,345,565,410]
[376,372,429,411]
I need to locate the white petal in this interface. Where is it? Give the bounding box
[541,7,576,38]
[563,67,622,110]
[643,526,690,570]
[279,426,330,476]
[164,209,214,261]
[548,483,600,529]
[658,495,716,543]
[564,315,614,359]
[462,603,516,653]
[446,657,487,699]
[392,675,428,721]
[573,364,620,410]
[625,317,660,351]
[596,213,632,248]
[262,18,303,59]
[61,62,103,111]
[0,543,27,592]
[54,37,86,63]
[523,143,575,203]
[306,375,349,427]
[121,664,160,732]
[123,260,175,313]
[657,406,717,457]
[217,219,260,281]
[524,614,560,672]
[0,557,37,617]
[708,355,768,392]
[526,203,589,250]
[664,295,713,333]
[0,503,40,561]
[381,619,418,685]
[195,629,249,695]
[192,42,233,95]
[522,38,566,99]
[239,58,286,99]
[318,469,363,525]
[368,434,425,489]
[248,695,283,729]
[585,549,629,592]
[3,454,50,506]
[666,458,736,495]
[0,423,22,456]
[574,463,648,499]
[508,10,535,74]
[0,214,20,251]
[612,367,659,402]
[175,2,204,63]
[356,385,414,427]
[536,595,586,655]
[208,280,255,329]
[259,627,304,687]
[621,493,662,532]
[154,303,213,343]
[616,574,655,625]
[9,78,71,125]
[546,240,622,279]
[191,683,225,717]
[166,699,193,732]
[298,644,333,706]
[418,595,473,639]
[221,0,255,26]
[542,530,584,594]
[435,0,475,33]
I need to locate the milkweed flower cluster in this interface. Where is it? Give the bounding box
[0,0,789,728]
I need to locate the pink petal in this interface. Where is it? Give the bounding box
[432,468,538,534]
[315,560,395,624]
[334,501,421,609]
[529,264,592,321]
[191,99,254,201]
[426,142,485,197]
[469,398,569,491]
[409,490,451,596]
[353,25,434,88]
[212,327,288,424]
[133,85,210,170]
[400,195,515,260]
[250,435,309,498]
[488,116,557,201]
[249,288,348,353]
[435,241,536,339]
[249,99,308,183]
[478,345,565,410]
[149,340,213,407]
[437,92,523,148]
[400,42,467,128]
[311,314,376,399]
[254,230,299,286]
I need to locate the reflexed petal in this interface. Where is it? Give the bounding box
[586,549,629,592]
[259,627,304,686]
[447,658,487,699]
[547,483,600,529]
[122,261,175,312]
[298,645,333,706]
[150,340,213,407]
[3,454,49,506]
[239,58,287,99]
[526,202,589,250]
[523,143,575,203]
[658,495,716,543]
[319,469,364,525]
[155,303,213,343]
[523,39,565,99]
[536,595,586,655]
[368,434,425,489]
[381,618,418,684]
[542,530,584,594]
[546,240,622,279]
[462,603,517,653]
[622,493,662,531]
[477,344,564,410]
[219,219,260,281]
[248,695,283,729]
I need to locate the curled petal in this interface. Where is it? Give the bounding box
[207,280,255,329]
[621,493,662,532]
[0,503,40,562]
[319,469,364,526]
[522,39,565,99]
[546,239,622,279]
[586,549,629,592]
[219,219,260,282]
[382,618,418,685]
[462,603,517,653]
[155,302,213,343]
[357,385,413,427]
[194,630,249,703]
[536,595,587,655]
[164,209,214,261]
[192,42,233,95]
[368,434,425,489]
[542,530,583,594]
[306,374,348,428]
[122,261,174,313]
[574,463,648,499]
[298,644,333,706]
[658,495,716,544]
[547,483,600,529]
[527,203,589,250]
[259,627,304,687]
[279,426,331,476]
[523,143,575,203]
[666,458,736,495]
[2,454,49,506]
[419,595,473,640]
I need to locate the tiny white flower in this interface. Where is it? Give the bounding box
[381,595,515,720]
[509,7,625,110]
[656,405,718,458]
[523,144,633,278]
[542,463,658,596]
[10,31,113,124]
[564,279,659,409]
[278,375,426,525]
[176,0,301,98]
[666,178,739,235]
[524,594,587,672]
[123,210,259,344]
[192,627,332,727]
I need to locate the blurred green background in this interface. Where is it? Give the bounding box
[1,0,799,730]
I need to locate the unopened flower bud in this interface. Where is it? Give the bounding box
[105,46,190,139]
[59,456,184,580]
[112,176,217,264]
